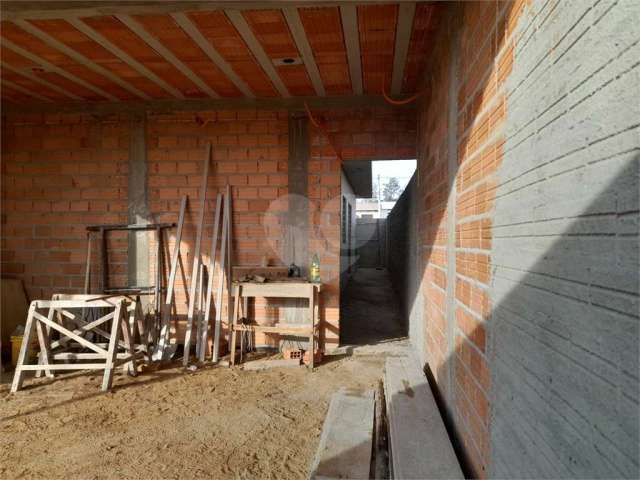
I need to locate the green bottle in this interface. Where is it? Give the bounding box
[309,253,320,283]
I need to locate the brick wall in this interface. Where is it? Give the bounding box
[408,0,639,478]
[1,112,130,301]
[1,106,416,352]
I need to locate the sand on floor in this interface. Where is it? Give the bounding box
[0,349,395,480]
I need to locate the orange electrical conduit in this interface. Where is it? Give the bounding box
[304,102,343,163]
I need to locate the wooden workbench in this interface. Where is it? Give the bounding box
[229,280,321,368]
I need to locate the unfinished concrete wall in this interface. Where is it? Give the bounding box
[386,174,422,340]
[1,106,415,352]
[412,0,639,478]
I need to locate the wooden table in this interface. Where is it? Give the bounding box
[229,281,321,368]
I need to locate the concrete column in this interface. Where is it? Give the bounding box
[281,112,310,336]
[127,112,151,289]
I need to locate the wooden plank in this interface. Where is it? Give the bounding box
[1,62,83,100]
[20,363,108,371]
[10,302,37,392]
[156,195,187,360]
[236,282,316,299]
[384,356,464,480]
[14,18,150,100]
[340,4,363,95]
[116,14,219,98]
[243,358,301,371]
[225,9,290,98]
[171,12,254,98]
[199,193,222,361]
[34,299,127,308]
[183,143,211,366]
[0,37,118,101]
[309,389,375,479]
[212,188,230,362]
[231,266,289,281]
[390,2,416,95]
[224,184,233,349]
[282,7,325,96]
[232,325,312,335]
[33,311,109,356]
[101,300,124,391]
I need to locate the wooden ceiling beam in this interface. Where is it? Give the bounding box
[115,14,220,98]
[282,6,325,96]
[225,9,290,98]
[68,17,185,99]
[1,94,408,115]
[0,38,118,100]
[1,61,83,100]
[391,2,416,95]
[13,19,150,100]
[340,4,363,95]
[170,12,254,98]
[1,78,52,101]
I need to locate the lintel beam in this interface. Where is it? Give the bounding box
[1,94,411,115]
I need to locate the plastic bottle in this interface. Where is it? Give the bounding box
[309,253,320,283]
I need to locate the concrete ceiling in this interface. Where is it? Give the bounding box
[0,1,440,108]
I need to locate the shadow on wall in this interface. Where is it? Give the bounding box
[390,140,639,477]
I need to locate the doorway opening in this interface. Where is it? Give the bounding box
[339,160,416,346]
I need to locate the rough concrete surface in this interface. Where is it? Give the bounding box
[490,0,640,477]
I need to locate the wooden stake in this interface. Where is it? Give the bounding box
[183,143,211,366]
[155,195,187,360]
[199,193,222,362]
[212,187,230,363]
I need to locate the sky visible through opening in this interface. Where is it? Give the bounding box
[371,159,416,200]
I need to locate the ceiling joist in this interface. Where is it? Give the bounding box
[67,17,185,99]
[0,38,118,101]
[225,9,290,98]
[340,4,363,95]
[115,14,220,98]
[391,2,416,95]
[282,7,325,97]
[1,78,52,101]
[0,61,83,100]
[13,19,150,100]
[170,12,254,98]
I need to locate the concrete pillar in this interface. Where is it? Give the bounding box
[127,112,151,289]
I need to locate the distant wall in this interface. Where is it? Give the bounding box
[340,169,357,288]
[386,174,422,344]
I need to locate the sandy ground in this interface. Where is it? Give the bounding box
[1,268,406,479]
[0,350,397,480]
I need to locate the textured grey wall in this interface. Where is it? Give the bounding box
[387,174,424,359]
[489,0,640,477]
